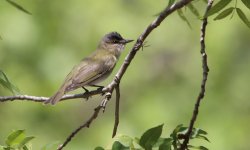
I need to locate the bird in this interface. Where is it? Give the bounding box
[44,32,133,105]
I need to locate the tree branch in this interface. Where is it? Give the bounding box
[0,0,193,149]
[0,88,104,102]
[180,0,213,149]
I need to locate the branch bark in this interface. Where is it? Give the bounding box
[0,88,104,102]
[180,0,213,149]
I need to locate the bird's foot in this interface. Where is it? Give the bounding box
[82,87,91,100]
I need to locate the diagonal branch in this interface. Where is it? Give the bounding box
[180,0,213,149]
[57,106,102,150]
[57,92,112,150]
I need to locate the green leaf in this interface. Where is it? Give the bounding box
[188,145,208,150]
[153,138,172,147]
[115,135,134,147]
[0,70,20,94]
[23,145,29,150]
[191,128,206,138]
[242,0,250,10]
[5,130,25,147]
[139,124,164,150]
[158,138,172,150]
[207,0,233,16]
[236,8,250,28]
[94,147,105,150]
[195,135,210,142]
[177,9,192,28]
[18,136,35,148]
[214,7,234,20]
[112,141,129,150]
[5,0,31,15]
[187,3,200,18]
[196,129,207,135]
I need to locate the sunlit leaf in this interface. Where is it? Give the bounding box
[115,135,134,147]
[214,7,234,20]
[241,0,250,10]
[5,0,31,15]
[5,130,25,147]
[187,3,200,18]
[18,136,35,148]
[177,9,192,28]
[0,70,20,94]
[236,8,250,28]
[207,0,233,16]
[139,124,163,150]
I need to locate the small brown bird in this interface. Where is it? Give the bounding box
[45,32,133,105]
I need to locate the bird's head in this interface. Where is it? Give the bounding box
[98,32,133,57]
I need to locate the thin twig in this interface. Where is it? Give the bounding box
[57,106,102,150]
[179,0,213,149]
[57,93,112,150]
[0,88,105,102]
[112,85,120,138]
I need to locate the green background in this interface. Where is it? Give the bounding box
[0,0,250,149]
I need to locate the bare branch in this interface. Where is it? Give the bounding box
[180,0,213,149]
[0,88,104,102]
[57,93,112,150]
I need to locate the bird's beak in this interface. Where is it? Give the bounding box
[121,39,134,44]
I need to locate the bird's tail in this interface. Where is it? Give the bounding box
[44,88,65,105]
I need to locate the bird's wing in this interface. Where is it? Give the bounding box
[65,57,115,91]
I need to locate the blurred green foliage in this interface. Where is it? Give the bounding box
[0,0,250,149]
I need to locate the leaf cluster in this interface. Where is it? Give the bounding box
[208,0,250,28]
[0,130,34,150]
[167,0,250,29]
[95,124,209,150]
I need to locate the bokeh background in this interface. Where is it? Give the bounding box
[1,0,250,149]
